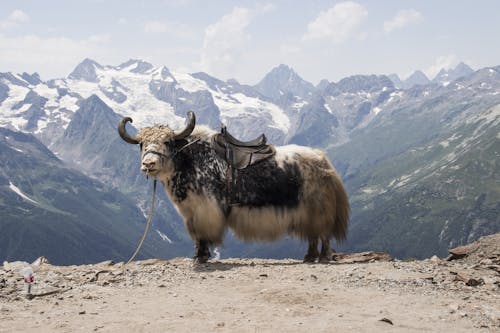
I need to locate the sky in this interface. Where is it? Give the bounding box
[0,0,499,85]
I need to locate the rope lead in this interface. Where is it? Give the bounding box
[127,179,157,264]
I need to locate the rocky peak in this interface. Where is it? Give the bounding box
[433,62,475,85]
[117,59,154,74]
[329,74,394,94]
[68,58,103,82]
[254,64,315,101]
[402,70,430,88]
[20,72,42,85]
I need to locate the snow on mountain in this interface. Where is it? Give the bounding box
[9,181,39,205]
[1,59,295,146]
[62,60,184,129]
[254,64,315,102]
[0,58,487,151]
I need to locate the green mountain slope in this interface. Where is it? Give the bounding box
[330,69,500,258]
[0,127,182,264]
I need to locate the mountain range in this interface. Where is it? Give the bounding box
[0,59,498,264]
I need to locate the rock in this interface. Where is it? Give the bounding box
[31,256,49,266]
[447,243,478,261]
[448,303,459,313]
[96,260,115,266]
[453,273,484,286]
[2,261,30,272]
[379,318,393,325]
[429,255,441,263]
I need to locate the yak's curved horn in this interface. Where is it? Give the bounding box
[173,111,196,140]
[118,117,139,144]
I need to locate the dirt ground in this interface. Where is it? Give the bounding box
[1,234,499,333]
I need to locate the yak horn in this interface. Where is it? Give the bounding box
[118,117,139,144]
[173,111,196,140]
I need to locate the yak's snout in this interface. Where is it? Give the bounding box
[140,145,167,176]
[140,155,159,174]
[142,160,156,171]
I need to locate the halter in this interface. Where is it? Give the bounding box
[142,149,169,159]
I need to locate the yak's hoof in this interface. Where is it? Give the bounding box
[303,254,318,263]
[318,255,332,263]
[319,252,335,263]
[193,256,209,264]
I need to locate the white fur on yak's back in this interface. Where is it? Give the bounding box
[228,143,349,243]
[191,125,216,143]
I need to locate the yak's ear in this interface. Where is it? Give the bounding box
[173,111,195,140]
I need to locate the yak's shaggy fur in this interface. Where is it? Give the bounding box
[126,120,350,263]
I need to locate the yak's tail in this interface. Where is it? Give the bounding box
[334,174,350,242]
[325,168,350,242]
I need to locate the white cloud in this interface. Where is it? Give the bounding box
[0,34,111,78]
[0,9,30,30]
[144,21,168,33]
[384,9,422,33]
[8,9,30,23]
[143,20,195,39]
[302,1,368,43]
[200,7,254,77]
[424,55,458,79]
[87,34,111,43]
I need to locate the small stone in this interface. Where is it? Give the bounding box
[448,303,459,314]
[465,278,484,287]
[79,311,86,315]
[430,255,441,263]
[379,318,393,325]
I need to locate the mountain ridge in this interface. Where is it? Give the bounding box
[0,58,498,263]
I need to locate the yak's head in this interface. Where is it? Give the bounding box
[118,111,196,177]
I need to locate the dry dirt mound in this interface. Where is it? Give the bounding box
[1,240,499,332]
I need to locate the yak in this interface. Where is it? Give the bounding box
[118,112,349,263]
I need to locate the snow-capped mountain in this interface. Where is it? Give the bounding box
[389,63,476,90]
[0,59,295,148]
[1,59,480,151]
[432,62,475,86]
[311,74,396,146]
[254,64,315,102]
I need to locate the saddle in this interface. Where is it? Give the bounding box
[212,125,275,170]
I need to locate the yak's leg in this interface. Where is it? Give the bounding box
[194,239,211,264]
[303,237,319,263]
[319,237,335,263]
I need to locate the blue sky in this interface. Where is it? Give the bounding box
[1,0,499,84]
